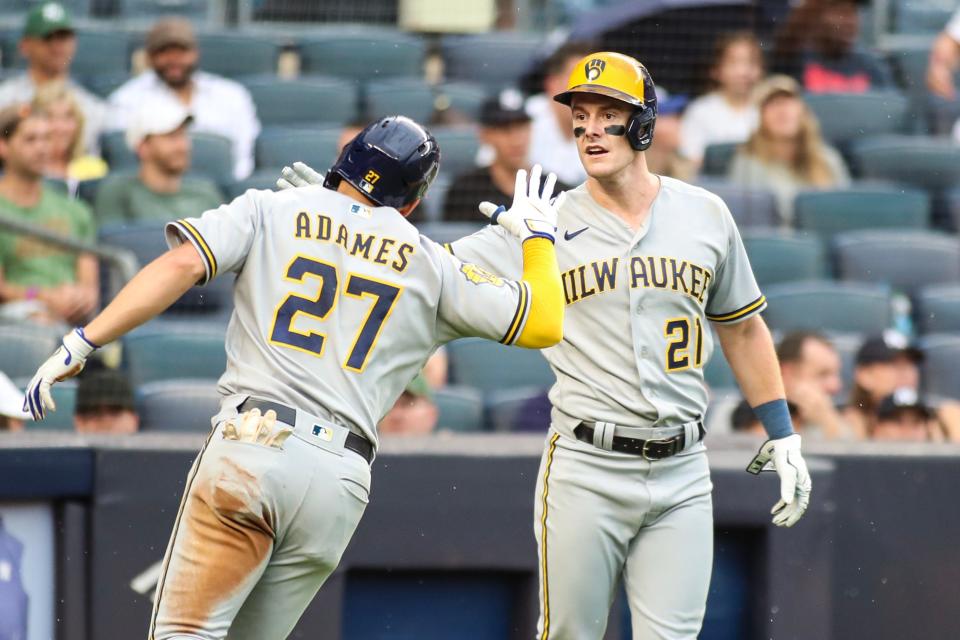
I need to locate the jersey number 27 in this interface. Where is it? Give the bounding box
[269,255,402,372]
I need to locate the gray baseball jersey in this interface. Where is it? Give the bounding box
[450,177,765,438]
[165,184,533,447]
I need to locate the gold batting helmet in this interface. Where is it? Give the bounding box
[554,51,658,151]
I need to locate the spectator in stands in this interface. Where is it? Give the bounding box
[526,41,596,186]
[728,75,850,224]
[444,90,571,222]
[679,32,763,169]
[107,18,260,180]
[772,0,895,93]
[0,3,105,152]
[30,83,107,185]
[73,366,139,434]
[94,102,223,226]
[0,371,29,431]
[378,374,438,436]
[0,105,98,325]
[927,8,960,101]
[730,398,800,436]
[869,388,935,442]
[645,87,694,181]
[777,331,852,439]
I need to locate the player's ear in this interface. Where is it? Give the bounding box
[397,199,421,218]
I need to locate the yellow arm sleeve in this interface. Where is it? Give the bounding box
[514,237,564,348]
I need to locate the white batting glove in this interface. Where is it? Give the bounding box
[23,328,99,420]
[478,164,565,244]
[746,433,812,527]
[276,161,325,190]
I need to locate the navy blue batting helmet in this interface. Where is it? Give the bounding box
[324,116,440,210]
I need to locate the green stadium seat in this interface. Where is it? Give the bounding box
[224,170,278,200]
[763,280,892,334]
[137,378,221,432]
[919,333,960,400]
[850,135,960,191]
[894,5,955,36]
[299,28,425,79]
[72,31,132,82]
[804,92,909,144]
[431,126,479,175]
[487,386,549,432]
[243,76,358,127]
[119,0,209,19]
[256,127,341,173]
[0,323,59,380]
[365,77,435,123]
[794,187,930,238]
[27,380,77,431]
[434,385,484,432]
[196,33,279,78]
[704,344,737,392]
[435,82,487,121]
[833,230,960,296]
[440,33,541,90]
[697,180,779,228]
[446,338,554,394]
[946,187,960,230]
[124,327,227,386]
[915,285,960,335]
[701,142,738,177]
[742,229,828,287]
[418,172,451,223]
[85,72,131,99]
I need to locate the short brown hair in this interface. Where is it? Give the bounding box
[0,103,33,140]
[543,41,598,77]
[777,331,834,364]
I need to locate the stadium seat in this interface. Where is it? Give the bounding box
[365,77,435,123]
[417,222,485,245]
[243,76,358,127]
[794,187,930,238]
[850,135,960,192]
[433,385,484,432]
[894,4,955,36]
[435,82,487,121]
[196,33,279,78]
[762,280,892,334]
[137,378,221,432]
[487,386,549,432]
[72,30,132,82]
[946,187,960,230]
[431,126,480,176]
[742,229,828,287]
[446,337,554,394]
[0,323,59,380]
[417,172,451,223]
[826,331,863,401]
[84,72,131,99]
[118,0,209,19]
[124,327,227,386]
[223,170,278,200]
[704,390,740,435]
[833,230,960,296]
[697,181,779,228]
[915,285,960,335]
[919,333,960,400]
[27,380,77,431]
[704,344,737,392]
[298,28,425,79]
[701,142,739,177]
[98,223,233,316]
[256,127,341,174]
[804,92,909,144]
[440,32,541,90]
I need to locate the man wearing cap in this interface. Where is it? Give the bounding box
[0,2,105,152]
[378,373,439,436]
[73,367,139,434]
[107,17,260,180]
[0,104,98,325]
[94,102,223,225]
[443,89,572,222]
[871,388,935,442]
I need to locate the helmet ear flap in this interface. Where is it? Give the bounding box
[626,107,656,151]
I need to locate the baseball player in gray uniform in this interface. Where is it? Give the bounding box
[282,52,813,639]
[21,116,567,640]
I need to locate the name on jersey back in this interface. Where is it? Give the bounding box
[295,212,415,274]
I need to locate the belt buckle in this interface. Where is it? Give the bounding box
[641,437,676,461]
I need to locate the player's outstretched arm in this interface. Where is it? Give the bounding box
[23,243,206,419]
[715,314,812,527]
[479,165,565,349]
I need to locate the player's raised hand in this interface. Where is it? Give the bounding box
[747,433,812,527]
[478,164,566,244]
[276,161,325,190]
[23,328,99,420]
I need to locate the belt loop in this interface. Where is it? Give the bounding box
[593,421,615,451]
[683,421,697,450]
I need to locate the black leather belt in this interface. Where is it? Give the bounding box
[237,398,374,464]
[573,421,704,460]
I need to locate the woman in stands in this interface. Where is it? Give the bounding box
[680,31,764,170]
[728,75,849,225]
[31,83,107,191]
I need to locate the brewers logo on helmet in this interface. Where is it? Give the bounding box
[554,51,658,151]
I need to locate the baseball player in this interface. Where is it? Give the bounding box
[282,52,812,639]
[21,115,567,640]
